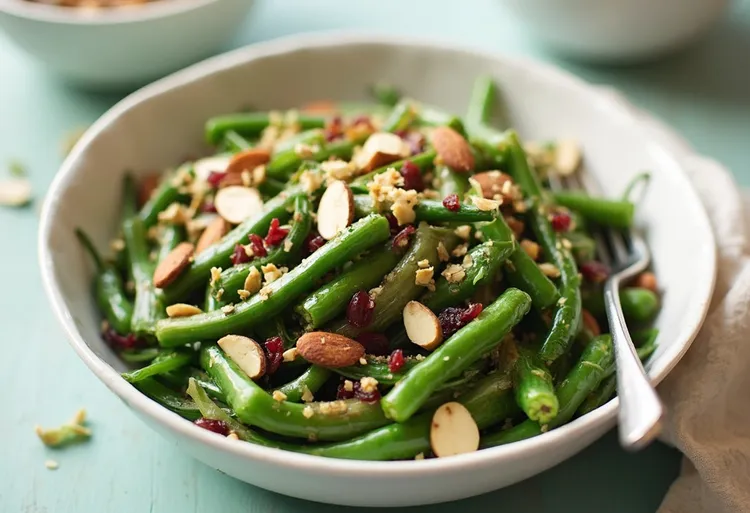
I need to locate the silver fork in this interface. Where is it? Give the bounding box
[548,171,664,450]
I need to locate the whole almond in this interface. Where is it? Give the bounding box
[296,332,365,368]
[195,216,228,255]
[153,242,194,288]
[431,126,475,172]
[225,148,271,176]
[472,171,514,200]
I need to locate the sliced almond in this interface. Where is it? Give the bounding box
[217,334,266,380]
[472,171,514,200]
[193,155,232,183]
[403,301,443,350]
[0,178,32,206]
[553,139,582,176]
[214,186,263,224]
[296,332,365,368]
[317,180,354,240]
[138,173,160,207]
[195,216,228,255]
[431,126,475,172]
[581,308,600,337]
[430,402,480,457]
[354,132,410,171]
[165,303,203,318]
[225,148,271,176]
[153,242,194,288]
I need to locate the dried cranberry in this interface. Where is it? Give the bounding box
[392,225,416,251]
[551,212,571,232]
[400,160,424,192]
[442,194,460,212]
[201,201,217,213]
[388,349,405,373]
[194,418,229,436]
[264,336,284,375]
[248,233,267,258]
[356,333,390,356]
[385,213,400,234]
[347,290,375,328]
[230,244,251,266]
[355,384,381,403]
[102,327,142,350]
[580,261,610,283]
[438,303,484,338]
[324,115,344,142]
[304,233,326,255]
[206,171,227,189]
[264,218,289,247]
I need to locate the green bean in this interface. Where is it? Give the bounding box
[213,195,312,304]
[296,244,401,329]
[272,129,326,155]
[564,231,596,264]
[75,229,134,335]
[201,345,389,441]
[134,378,202,421]
[120,347,161,363]
[480,218,560,310]
[381,288,531,422]
[334,357,486,388]
[506,131,581,362]
[552,192,634,229]
[582,287,659,324]
[156,224,185,264]
[138,175,186,229]
[205,113,326,145]
[514,346,559,423]
[156,214,391,347]
[466,75,496,128]
[418,105,466,134]
[161,190,304,303]
[437,165,469,199]
[370,82,401,107]
[352,194,496,224]
[274,366,332,403]
[204,283,221,312]
[421,239,514,312]
[121,350,192,383]
[349,150,437,193]
[258,177,287,199]
[302,370,517,460]
[160,367,226,402]
[123,214,163,339]
[481,334,613,447]
[266,139,361,179]
[332,223,458,338]
[221,130,252,152]
[121,173,138,220]
[382,100,417,132]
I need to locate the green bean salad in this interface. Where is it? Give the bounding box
[76,77,660,460]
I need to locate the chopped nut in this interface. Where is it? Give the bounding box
[520,240,541,261]
[539,263,561,278]
[443,356,450,361]
[261,263,286,284]
[553,139,582,176]
[157,202,192,225]
[215,288,225,301]
[389,188,419,226]
[415,354,425,361]
[415,266,434,287]
[414,453,425,461]
[301,386,314,403]
[360,377,379,394]
[451,243,468,257]
[237,289,251,300]
[417,259,430,269]
[302,405,315,418]
[471,196,502,212]
[282,348,298,362]
[437,242,450,262]
[344,380,354,392]
[369,286,383,299]
[359,357,368,365]
[210,267,222,286]
[221,304,235,314]
[442,264,466,284]
[110,239,125,252]
[272,390,287,402]
[45,460,59,470]
[295,143,320,158]
[243,266,262,294]
[165,303,203,318]
[300,169,324,194]
[454,225,471,240]
[226,432,240,441]
[321,159,358,182]
[259,287,272,301]
[283,239,294,252]
[462,254,473,269]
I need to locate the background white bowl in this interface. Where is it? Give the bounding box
[0,0,255,89]
[38,33,716,507]
[497,0,730,63]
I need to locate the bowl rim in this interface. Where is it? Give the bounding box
[0,0,221,24]
[38,31,717,476]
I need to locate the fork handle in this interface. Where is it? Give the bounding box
[604,279,664,450]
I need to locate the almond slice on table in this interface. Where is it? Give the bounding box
[355,132,410,171]
[296,332,365,368]
[471,171,514,200]
[0,178,32,206]
[214,186,263,224]
[403,301,443,350]
[217,334,266,380]
[430,402,480,458]
[195,216,228,255]
[153,242,194,288]
[225,148,271,176]
[317,180,354,240]
[430,126,475,172]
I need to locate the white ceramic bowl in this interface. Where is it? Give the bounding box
[39,33,717,507]
[497,0,729,62]
[0,0,255,89]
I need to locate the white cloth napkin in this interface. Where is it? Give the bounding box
[593,88,750,513]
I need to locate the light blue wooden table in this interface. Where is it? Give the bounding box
[2,1,748,511]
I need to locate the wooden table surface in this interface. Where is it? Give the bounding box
[2,0,748,511]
